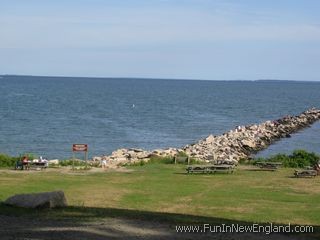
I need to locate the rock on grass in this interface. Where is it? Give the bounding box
[4,191,67,209]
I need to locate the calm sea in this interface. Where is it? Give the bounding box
[0,75,320,159]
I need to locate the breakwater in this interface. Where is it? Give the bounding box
[94,108,320,164]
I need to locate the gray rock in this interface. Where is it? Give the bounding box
[4,191,67,209]
[241,140,256,149]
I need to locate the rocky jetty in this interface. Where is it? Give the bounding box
[94,108,320,165]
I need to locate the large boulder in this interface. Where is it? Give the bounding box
[4,191,67,209]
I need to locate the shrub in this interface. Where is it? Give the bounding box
[188,158,202,165]
[148,156,174,164]
[239,158,257,165]
[176,151,188,157]
[115,153,202,167]
[254,150,320,168]
[59,159,87,167]
[291,150,319,167]
[0,153,38,168]
[0,154,19,168]
[123,160,148,167]
[122,156,174,167]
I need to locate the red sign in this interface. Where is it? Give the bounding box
[72,144,88,152]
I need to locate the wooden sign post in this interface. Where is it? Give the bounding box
[72,144,88,170]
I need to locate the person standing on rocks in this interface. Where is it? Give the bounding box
[102,159,107,169]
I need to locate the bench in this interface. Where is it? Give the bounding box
[29,162,47,170]
[186,164,235,174]
[15,162,48,171]
[256,162,282,171]
[294,169,317,178]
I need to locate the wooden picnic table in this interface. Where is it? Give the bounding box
[29,162,47,170]
[15,161,48,170]
[186,164,235,174]
[294,169,317,178]
[256,162,282,171]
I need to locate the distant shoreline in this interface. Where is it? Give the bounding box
[1,74,319,83]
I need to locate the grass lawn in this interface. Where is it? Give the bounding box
[0,164,320,227]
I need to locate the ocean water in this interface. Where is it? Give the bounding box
[0,75,320,159]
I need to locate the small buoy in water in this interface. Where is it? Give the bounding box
[132,104,135,108]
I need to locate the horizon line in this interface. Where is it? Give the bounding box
[0,74,319,82]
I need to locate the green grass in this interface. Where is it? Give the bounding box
[1,164,320,227]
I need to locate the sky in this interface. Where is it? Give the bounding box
[0,0,320,80]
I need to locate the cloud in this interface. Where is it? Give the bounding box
[1,5,320,51]
[1,1,320,80]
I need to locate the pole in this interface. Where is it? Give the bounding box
[72,152,75,171]
[85,151,88,169]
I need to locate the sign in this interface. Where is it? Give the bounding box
[72,144,88,152]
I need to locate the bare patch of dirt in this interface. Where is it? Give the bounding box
[0,166,134,175]
[0,215,316,240]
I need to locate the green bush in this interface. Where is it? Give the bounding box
[238,158,251,165]
[149,156,174,164]
[188,158,202,165]
[291,150,319,167]
[123,160,148,167]
[0,154,19,168]
[122,156,174,167]
[174,151,202,164]
[125,155,202,166]
[59,159,87,167]
[0,153,38,168]
[176,151,188,157]
[254,150,320,168]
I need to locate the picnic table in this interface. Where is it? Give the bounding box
[256,162,282,171]
[186,164,235,174]
[15,161,48,170]
[29,162,48,170]
[294,169,317,178]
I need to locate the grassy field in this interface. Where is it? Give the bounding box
[0,164,320,227]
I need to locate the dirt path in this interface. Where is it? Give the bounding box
[0,215,316,240]
[0,166,133,175]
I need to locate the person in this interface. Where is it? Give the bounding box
[44,159,49,168]
[101,159,107,169]
[314,161,320,175]
[15,160,23,170]
[38,156,48,168]
[22,156,29,170]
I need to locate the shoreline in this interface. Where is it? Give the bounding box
[94,108,320,165]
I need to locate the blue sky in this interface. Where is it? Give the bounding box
[1,0,320,80]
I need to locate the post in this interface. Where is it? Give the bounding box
[85,151,88,169]
[72,152,75,171]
